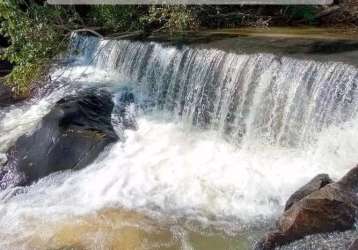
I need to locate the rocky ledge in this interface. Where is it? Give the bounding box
[256,166,358,249]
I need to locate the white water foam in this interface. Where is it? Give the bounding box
[0,36,358,248]
[0,114,357,238]
[0,85,70,152]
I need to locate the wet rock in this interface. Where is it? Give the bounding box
[0,59,14,107]
[257,166,358,250]
[336,165,358,193]
[0,81,16,107]
[0,60,13,77]
[285,174,333,210]
[278,184,357,236]
[349,238,358,250]
[0,89,119,189]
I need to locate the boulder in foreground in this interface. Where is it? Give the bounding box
[257,166,358,249]
[0,89,119,189]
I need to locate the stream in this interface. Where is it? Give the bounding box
[0,32,358,249]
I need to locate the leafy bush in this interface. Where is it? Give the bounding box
[283,6,318,24]
[141,6,199,32]
[0,1,78,95]
[0,3,199,95]
[88,6,142,32]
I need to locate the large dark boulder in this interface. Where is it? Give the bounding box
[284,174,333,211]
[257,166,358,250]
[0,89,119,189]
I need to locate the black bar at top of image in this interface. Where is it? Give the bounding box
[47,0,334,5]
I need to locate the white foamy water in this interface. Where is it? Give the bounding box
[0,86,71,152]
[0,113,357,248]
[0,35,358,248]
[0,114,357,247]
[67,34,358,147]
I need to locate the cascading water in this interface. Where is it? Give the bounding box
[66,34,358,148]
[1,33,358,249]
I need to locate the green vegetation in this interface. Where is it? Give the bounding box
[88,6,143,32]
[86,5,198,32]
[283,6,318,24]
[0,1,357,96]
[0,1,81,95]
[143,6,198,32]
[0,3,199,95]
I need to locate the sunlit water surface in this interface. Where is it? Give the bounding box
[1,36,358,249]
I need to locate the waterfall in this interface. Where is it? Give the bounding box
[68,34,358,147]
[1,33,358,249]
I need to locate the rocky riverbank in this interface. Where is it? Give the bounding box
[257,166,358,249]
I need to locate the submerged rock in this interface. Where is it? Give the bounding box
[0,89,119,189]
[114,90,137,130]
[257,166,358,249]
